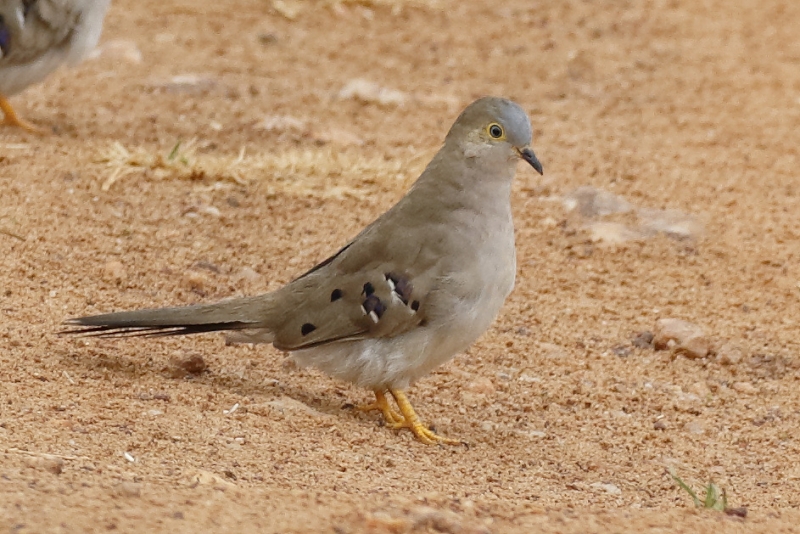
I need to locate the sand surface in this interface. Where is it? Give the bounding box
[2,0,800,532]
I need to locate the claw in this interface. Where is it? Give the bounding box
[357,389,405,426]
[388,389,461,445]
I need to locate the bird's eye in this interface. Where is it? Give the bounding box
[488,123,504,139]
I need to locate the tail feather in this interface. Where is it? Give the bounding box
[61,296,273,338]
[60,322,255,338]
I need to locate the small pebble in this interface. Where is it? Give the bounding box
[24,455,64,475]
[409,506,466,534]
[732,381,757,394]
[518,429,547,439]
[688,381,710,398]
[114,481,141,498]
[198,205,221,218]
[102,261,126,283]
[188,469,236,490]
[518,373,541,383]
[586,221,644,245]
[539,342,567,359]
[311,126,366,147]
[170,354,207,378]
[563,186,633,218]
[653,318,712,358]
[152,74,218,94]
[653,419,667,431]
[257,32,279,45]
[182,271,209,293]
[680,336,713,359]
[725,507,748,518]
[90,40,143,63]
[272,0,304,20]
[193,260,220,273]
[638,207,703,240]
[632,331,654,349]
[716,343,744,365]
[653,318,704,348]
[612,345,632,357]
[338,78,407,107]
[589,482,622,495]
[465,377,495,396]
[237,266,261,282]
[684,421,705,435]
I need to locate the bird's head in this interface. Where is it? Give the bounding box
[445,97,543,176]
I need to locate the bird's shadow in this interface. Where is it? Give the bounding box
[58,342,372,423]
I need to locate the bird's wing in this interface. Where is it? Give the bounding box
[268,201,447,351]
[0,0,84,66]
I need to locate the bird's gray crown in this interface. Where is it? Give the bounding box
[446,96,533,148]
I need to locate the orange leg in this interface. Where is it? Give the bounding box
[0,94,48,134]
[388,389,461,445]
[358,389,405,425]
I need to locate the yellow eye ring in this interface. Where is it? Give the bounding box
[487,123,505,139]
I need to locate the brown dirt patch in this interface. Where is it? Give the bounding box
[3,0,800,532]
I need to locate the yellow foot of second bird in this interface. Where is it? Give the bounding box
[0,96,48,134]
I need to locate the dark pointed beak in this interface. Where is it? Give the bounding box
[518,147,543,175]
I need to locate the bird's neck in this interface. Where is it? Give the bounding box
[409,146,516,218]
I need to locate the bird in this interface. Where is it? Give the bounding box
[63,97,544,445]
[0,0,111,133]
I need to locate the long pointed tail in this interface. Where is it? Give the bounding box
[61,296,274,339]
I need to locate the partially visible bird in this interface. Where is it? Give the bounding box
[0,0,110,132]
[63,97,544,445]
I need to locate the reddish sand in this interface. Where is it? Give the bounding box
[2,0,800,531]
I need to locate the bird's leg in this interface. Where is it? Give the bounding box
[388,389,461,445]
[0,95,47,134]
[357,389,405,425]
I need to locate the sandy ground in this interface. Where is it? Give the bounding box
[2,0,800,531]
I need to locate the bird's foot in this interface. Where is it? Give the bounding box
[357,389,405,425]
[388,388,461,445]
[0,96,48,134]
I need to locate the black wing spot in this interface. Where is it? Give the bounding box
[385,272,412,305]
[363,294,386,319]
[330,289,343,302]
[362,282,375,296]
[301,323,317,336]
[411,300,420,312]
[395,279,412,304]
